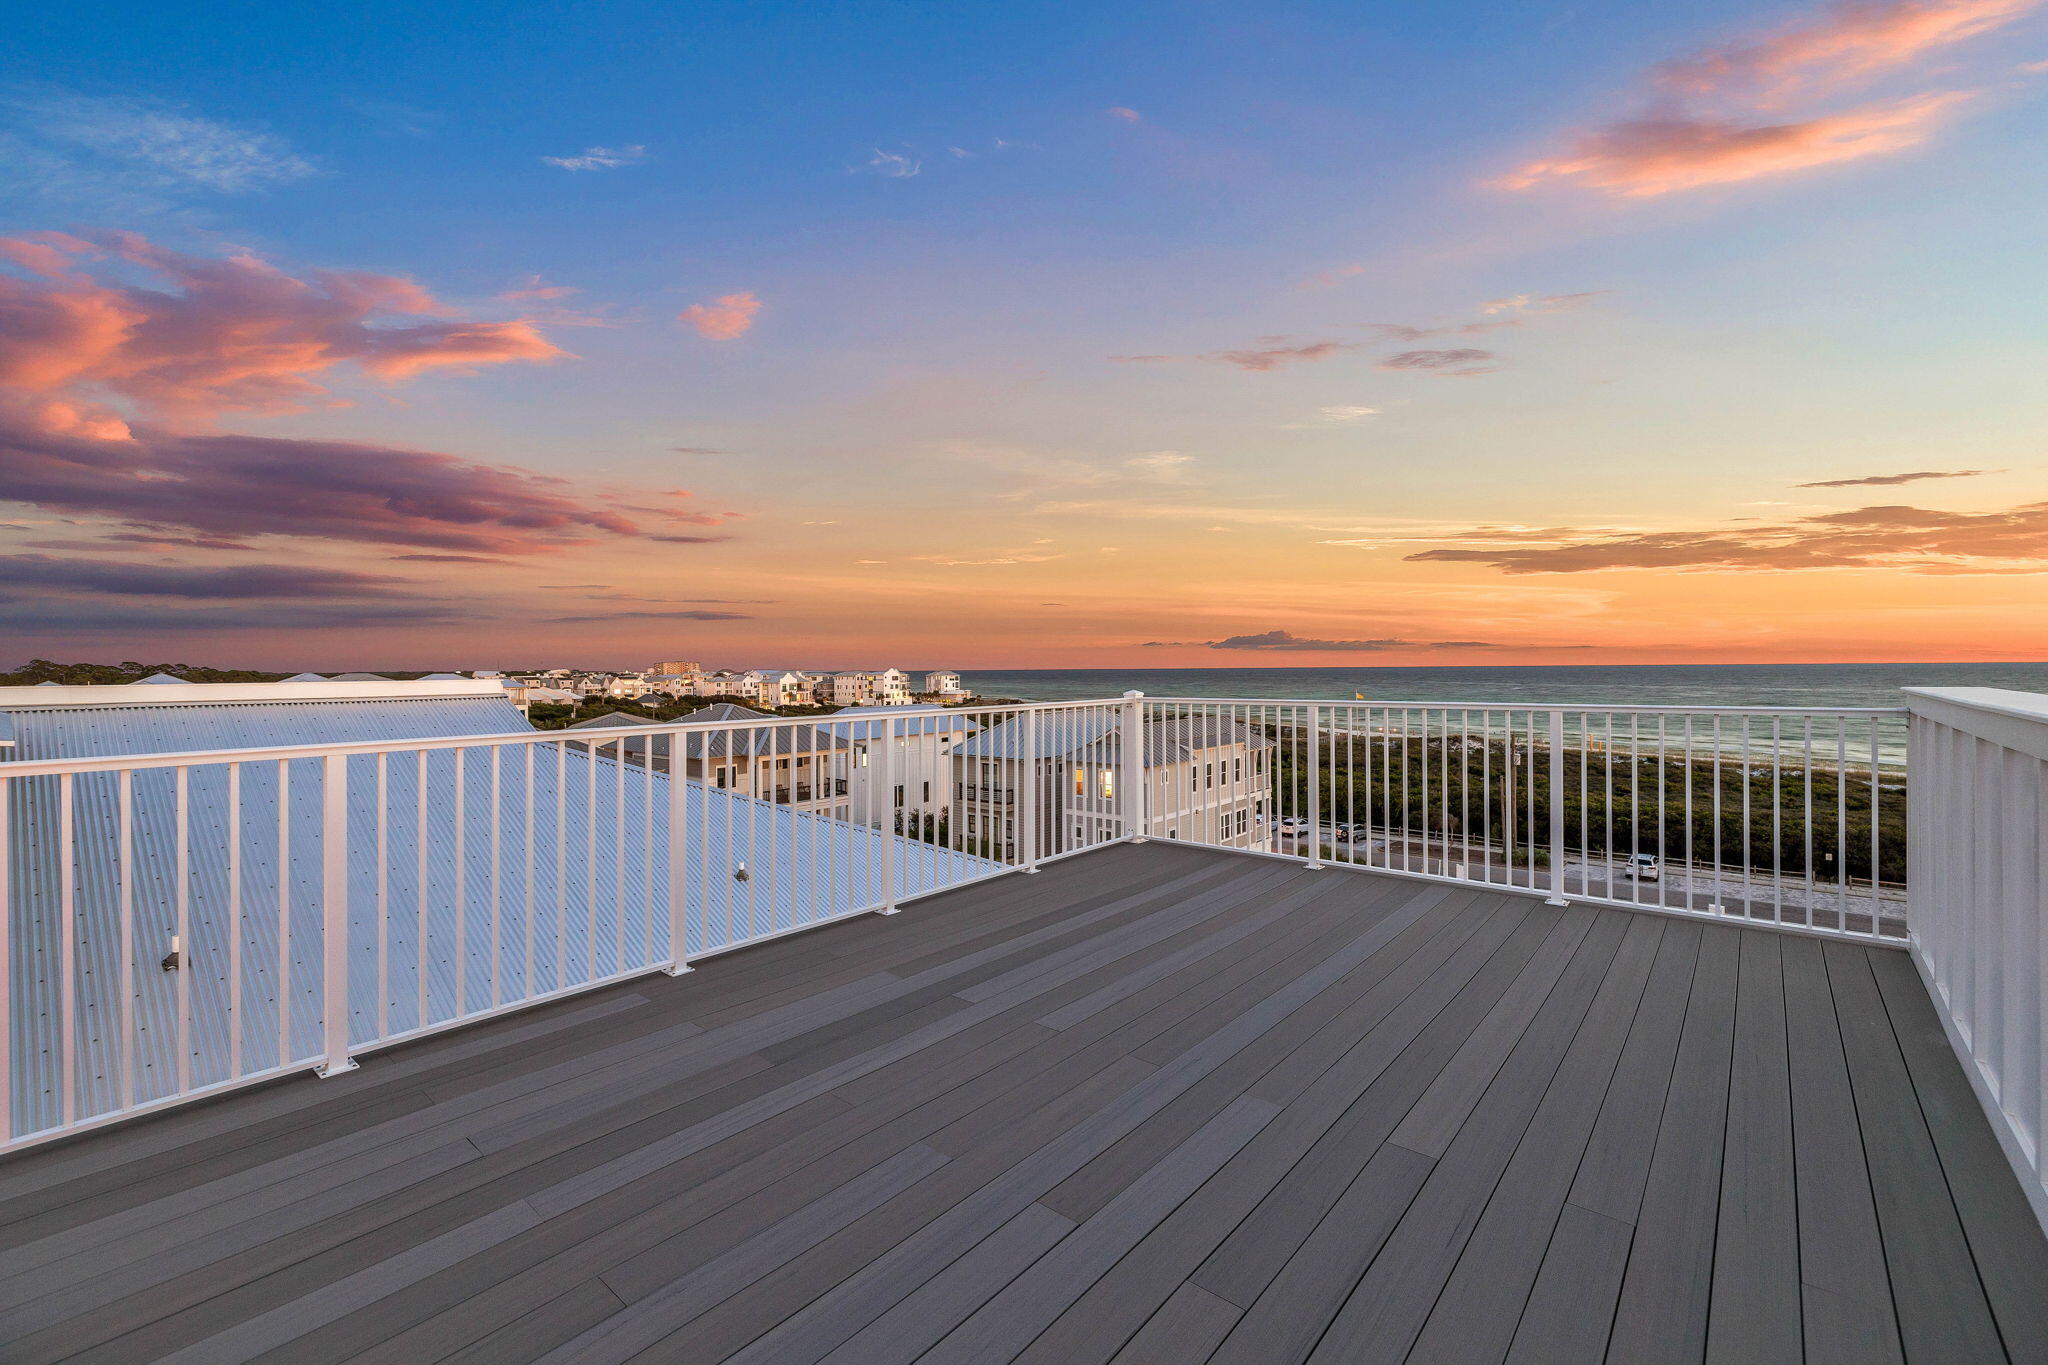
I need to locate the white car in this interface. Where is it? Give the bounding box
[1627,852,1661,882]
[1277,817,1312,838]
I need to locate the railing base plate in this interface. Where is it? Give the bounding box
[317,1058,359,1078]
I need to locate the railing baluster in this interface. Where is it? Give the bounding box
[318,753,356,1076]
[0,776,10,1143]
[58,773,75,1126]
[666,731,691,974]
[174,766,191,1096]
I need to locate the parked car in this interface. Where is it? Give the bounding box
[1628,852,1661,882]
[1277,816,1312,837]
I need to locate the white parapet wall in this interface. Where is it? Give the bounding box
[1905,686,2048,1234]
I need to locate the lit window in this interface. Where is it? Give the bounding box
[1099,769,1115,800]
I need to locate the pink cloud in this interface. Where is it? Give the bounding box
[1500,92,1970,197]
[0,230,564,420]
[0,231,741,557]
[1106,106,1143,123]
[1499,0,2031,198]
[1658,0,2041,99]
[679,290,762,340]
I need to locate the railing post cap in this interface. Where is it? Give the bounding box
[1123,690,1145,699]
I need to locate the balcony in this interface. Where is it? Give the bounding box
[0,682,2044,1360]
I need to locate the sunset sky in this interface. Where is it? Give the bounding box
[3,0,2045,670]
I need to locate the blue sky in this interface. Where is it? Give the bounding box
[2,1,2046,668]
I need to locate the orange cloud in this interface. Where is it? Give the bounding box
[0,231,736,558]
[1500,0,2032,197]
[679,290,762,340]
[0,230,562,420]
[1406,500,2048,573]
[1658,0,2041,99]
[1499,93,1970,197]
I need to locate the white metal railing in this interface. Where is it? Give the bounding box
[0,697,1130,1151]
[0,686,1927,1155]
[1137,695,1908,941]
[1904,687,2048,1231]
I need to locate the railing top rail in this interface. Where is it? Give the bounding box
[0,696,1132,778]
[1140,695,1909,717]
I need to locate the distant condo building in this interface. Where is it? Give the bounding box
[489,663,973,713]
[948,711,1273,861]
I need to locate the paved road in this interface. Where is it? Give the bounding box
[1277,828,1904,931]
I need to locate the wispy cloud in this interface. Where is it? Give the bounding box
[858,148,921,178]
[1499,94,1972,197]
[7,90,315,194]
[678,290,762,339]
[541,144,646,171]
[1142,629,1499,652]
[0,553,411,599]
[1111,339,1359,371]
[1798,467,1999,487]
[1280,404,1380,429]
[1405,500,2048,574]
[1480,291,1610,315]
[1293,264,1366,291]
[538,608,753,622]
[1106,106,1143,123]
[499,274,579,301]
[1378,348,1499,376]
[1498,0,2037,197]
[1654,0,2038,98]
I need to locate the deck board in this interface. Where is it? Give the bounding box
[0,841,2039,1364]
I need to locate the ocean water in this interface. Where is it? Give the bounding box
[958,661,2048,711]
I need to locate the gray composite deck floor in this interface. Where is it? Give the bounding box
[1,841,2044,1363]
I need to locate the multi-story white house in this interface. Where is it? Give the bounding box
[826,669,914,707]
[948,711,1272,860]
[921,671,969,701]
[830,705,982,834]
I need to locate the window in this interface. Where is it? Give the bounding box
[1190,767,1199,792]
[1236,808,1249,834]
[893,785,905,807]
[1205,762,1215,789]
[1098,768,1115,800]
[1234,756,1243,783]
[922,781,931,802]
[714,767,729,788]
[1072,766,1084,797]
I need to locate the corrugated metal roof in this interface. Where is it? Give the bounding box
[2,691,997,1139]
